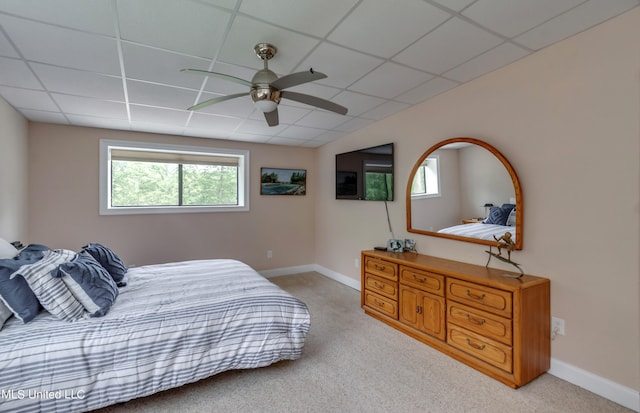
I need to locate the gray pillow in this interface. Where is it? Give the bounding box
[53,252,119,317]
[0,300,13,330]
[82,243,128,287]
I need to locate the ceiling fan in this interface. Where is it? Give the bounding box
[181,43,348,127]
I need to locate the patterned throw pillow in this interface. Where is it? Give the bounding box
[13,249,86,322]
[82,243,128,287]
[0,300,13,330]
[54,252,119,317]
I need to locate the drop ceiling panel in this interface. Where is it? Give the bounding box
[360,100,412,121]
[395,77,460,104]
[129,104,190,126]
[32,63,124,100]
[0,15,121,75]
[462,0,584,38]
[331,90,386,117]
[239,0,358,38]
[52,94,127,119]
[127,80,197,110]
[328,0,451,58]
[0,86,58,111]
[0,31,19,58]
[429,0,476,12]
[117,0,232,58]
[0,57,42,89]
[394,17,503,74]
[349,61,434,99]
[443,43,529,83]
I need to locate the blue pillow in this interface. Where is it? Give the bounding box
[483,206,510,226]
[0,244,50,323]
[82,243,127,287]
[53,252,118,317]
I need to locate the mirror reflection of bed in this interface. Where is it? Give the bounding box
[406,137,523,250]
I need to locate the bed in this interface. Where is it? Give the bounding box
[437,203,517,242]
[437,222,516,242]
[0,249,310,413]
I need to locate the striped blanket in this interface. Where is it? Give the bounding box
[0,259,310,413]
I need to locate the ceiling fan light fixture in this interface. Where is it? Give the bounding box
[254,99,278,113]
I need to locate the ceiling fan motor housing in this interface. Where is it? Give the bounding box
[251,68,281,107]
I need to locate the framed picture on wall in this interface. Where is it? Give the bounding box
[260,168,307,195]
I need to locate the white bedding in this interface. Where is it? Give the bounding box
[0,259,310,413]
[437,223,516,242]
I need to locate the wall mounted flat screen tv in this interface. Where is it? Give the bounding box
[335,143,394,201]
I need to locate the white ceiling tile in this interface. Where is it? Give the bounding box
[331,90,386,117]
[127,80,198,110]
[228,132,271,143]
[66,114,131,131]
[235,118,288,136]
[395,77,460,104]
[462,0,584,38]
[0,15,121,75]
[19,109,68,124]
[297,43,383,89]
[31,63,124,100]
[276,125,324,139]
[0,31,19,58]
[256,105,311,125]
[428,0,476,12]
[129,105,190,126]
[265,136,310,146]
[117,0,232,58]
[240,0,358,38]
[349,62,433,99]
[122,43,210,88]
[329,0,451,58]
[52,93,127,118]
[514,0,640,50]
[443,43,529,83]
[0,86,58,111]
[333,117,376,132]
[218,15,319,74]
[186,112,242,131]
[0,57,42,89]
[394,17,503,74]
[0,0,116,35]
[360,100,412,120]
[201,62,258,95]
[130,121,185,136]
[309,130,348,144]
[294,110,351,129]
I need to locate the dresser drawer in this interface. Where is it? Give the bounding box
[399,266,444,295]
[365,257,398,281]
[364,290,398,319]
[446,279,512,318]
[364,273,398,300]
[448,324,513,373]
[447,302,512,346]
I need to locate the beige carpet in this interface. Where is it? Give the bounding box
[96,272,630,413]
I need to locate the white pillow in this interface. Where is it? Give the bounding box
[0,238,19,259]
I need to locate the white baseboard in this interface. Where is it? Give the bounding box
[261,264,639,412]
[549,358,639,412]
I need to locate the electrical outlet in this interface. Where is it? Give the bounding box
[552,316,565,336]
[354,258,360,268]
[267,250,272,259]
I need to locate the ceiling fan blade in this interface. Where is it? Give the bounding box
[281,91,348,115]
[263,108,279,126]
[187,92,249,111]
[271,69,327,90]
[181,68,253,87]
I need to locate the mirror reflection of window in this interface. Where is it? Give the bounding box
[364,161,393,201]
[411,156,440,198]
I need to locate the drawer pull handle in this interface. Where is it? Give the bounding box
[413,274,426,283]
[374,264,386,271]
[466,339,486,351]
[466,290,486,300]
[466,314,486,325]
[373,281,384,289]
[373,299,385,308]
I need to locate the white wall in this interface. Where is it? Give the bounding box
[315,8,639,395]
[0,97,28,241]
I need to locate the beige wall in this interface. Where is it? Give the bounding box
[0,97,28,241]
[316,9,639,391]
[27,123,316,271]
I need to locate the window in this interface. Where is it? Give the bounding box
[100,140,249,215]
[411,155,440,198]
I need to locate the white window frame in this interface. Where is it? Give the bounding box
[99,139,250,215]
[411,155,441,199]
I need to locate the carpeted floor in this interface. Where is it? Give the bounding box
[95,272,631,413]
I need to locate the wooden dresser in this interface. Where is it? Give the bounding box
[361,250,550,388]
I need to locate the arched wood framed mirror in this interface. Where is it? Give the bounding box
[406,137,523,250]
